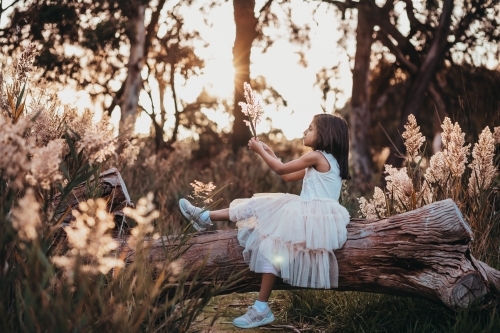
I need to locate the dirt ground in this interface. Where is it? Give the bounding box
[187,292,304,333]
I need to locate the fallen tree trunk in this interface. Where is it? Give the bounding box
[51,168,133,231]
[60,169,499,310]
[132,199,500,310]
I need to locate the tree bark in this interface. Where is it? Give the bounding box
[231,0,258,152]
[350,8,374,193]
[168,64,181,145]
[120,4,146,134]
[131,199,500,310]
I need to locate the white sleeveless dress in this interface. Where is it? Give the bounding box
[229,151,350,289]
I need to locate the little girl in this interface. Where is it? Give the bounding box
[179,114,350,329]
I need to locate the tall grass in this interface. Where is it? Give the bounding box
[281,290,500,332]
[0,48,242,333]
[2,46,499,333]
[119,136,309,233]
[275,115,500,332]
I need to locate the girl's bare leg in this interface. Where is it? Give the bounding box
[209,208,230,221]
[257,273,276,302]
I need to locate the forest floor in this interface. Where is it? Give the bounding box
[187,292,313,333]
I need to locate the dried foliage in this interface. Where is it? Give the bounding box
[239,82,264,138]
[402,114,425,160]
[468,127,497,196]
[358,114,500,266]
[358,186,386,219]
[0,53,235,333]
[51,198,124,281]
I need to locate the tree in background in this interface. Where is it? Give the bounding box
[0,0,212,143]
[317,0,500,191]
[230,0,312,151]
[140,8,216,152]
[231,0,258,151]
[120,0,147,133]
[349,2,376,193]
[363,0,500,167]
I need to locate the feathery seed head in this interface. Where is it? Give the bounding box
[10,188,41,241]
[26,139,65,189]
[189,180,216,204]
[358,186,387,219]
[494,126,500,145]
[51,198,123,280]
[77,113,116,164]
[424,117,470,185]
[468,127,496,196]
[124,192,159,243]
[402,114,425,160]
[441,117,470,177]
[384,165,413,212]
[0,116,32,188]
[15,43,37,85]
[239,82,263,137]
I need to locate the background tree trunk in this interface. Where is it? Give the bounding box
[129,199,500,311]
[350,8,374,192]
[120,4,146,134]
[231,0,258,152]
[385,0,454,167]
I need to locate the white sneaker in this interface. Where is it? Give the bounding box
[178,199,212,231]
[232,305,275,329]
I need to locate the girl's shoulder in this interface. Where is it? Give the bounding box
[317,151,340,170]
[318,150,337,161]
[306,151,332,172]
[304,150,327,161]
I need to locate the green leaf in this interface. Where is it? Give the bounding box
[60,164,99,203]
[36,250,54,286]
[64,132,79,165]
[68,127,81,141]
[16,82,27,110]
[60,164,70,181]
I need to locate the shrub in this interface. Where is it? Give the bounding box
[0,45,239,333]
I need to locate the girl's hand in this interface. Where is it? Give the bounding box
[248,138,265,154]
[260,141,271,152]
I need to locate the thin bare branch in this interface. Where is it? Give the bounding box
[259,0,274,14]
[376,31,418,74]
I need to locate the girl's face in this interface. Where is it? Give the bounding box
[303,121,317,148]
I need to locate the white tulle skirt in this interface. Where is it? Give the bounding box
[229,193,350,289]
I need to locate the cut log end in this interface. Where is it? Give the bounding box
[450,272,488,309]
[471,257,500,295]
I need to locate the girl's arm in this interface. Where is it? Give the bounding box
[260,142,279,159]
[281,169,306,182]
[249,138,319,176]
[260,142,305,182]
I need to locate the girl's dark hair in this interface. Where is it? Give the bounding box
[312,114,351,180]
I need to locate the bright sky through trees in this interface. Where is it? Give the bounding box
[2,1,497,140]
[0,0,352,140]
[130,0,354,139]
